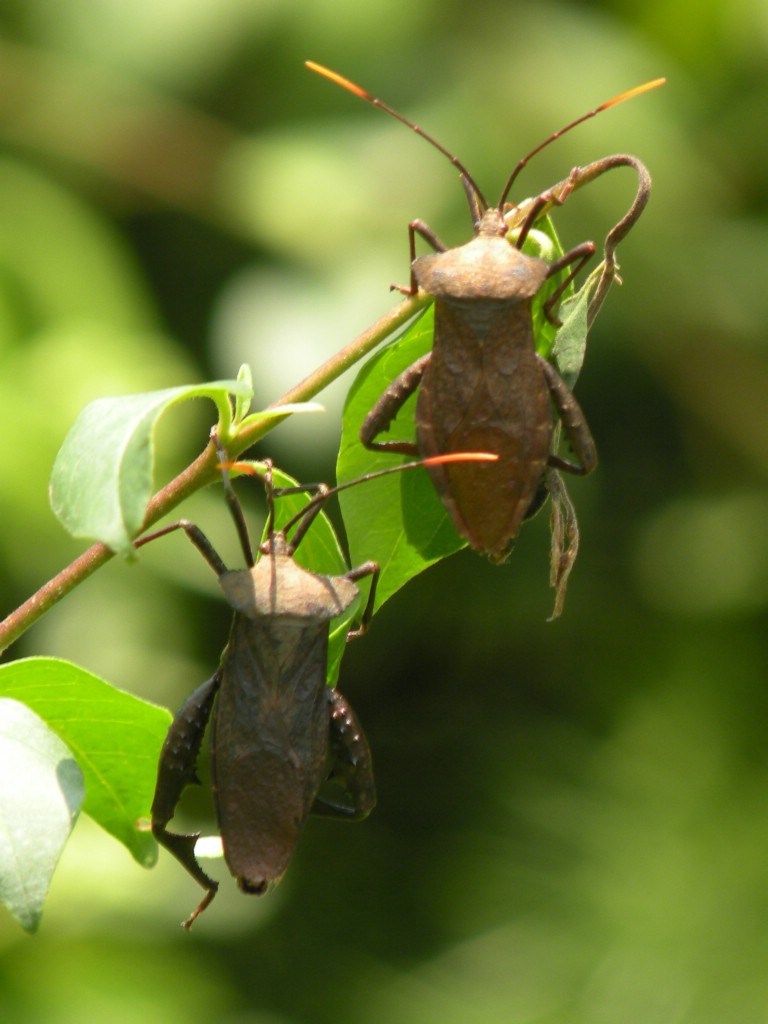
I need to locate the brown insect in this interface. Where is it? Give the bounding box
[308,62,662,569]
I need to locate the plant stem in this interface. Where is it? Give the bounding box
[0,295,428,655]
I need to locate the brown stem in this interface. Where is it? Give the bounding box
[0,295,428,655]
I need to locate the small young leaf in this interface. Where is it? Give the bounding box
[0,698,84,932]
[50,380,252,556]
[233,364,254,425]
[0,658,171,866]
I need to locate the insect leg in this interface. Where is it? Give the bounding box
[538,356,598,475]
[587,154,652,324]
[360,352,430,455]
[285,484,331,556]
[513,155,652,326]
[213,438,256,567]
[392,220,449,295]
[312,689,376,819]
[151,670,222,927]
[343,561,379,639]
[135,520,228,577]
[542,241,596,324]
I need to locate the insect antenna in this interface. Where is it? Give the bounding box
[277,451,498,538]
[497,77,666,210]
[214,440,259,566]
[216,451,497,557]
[306,61,490,212]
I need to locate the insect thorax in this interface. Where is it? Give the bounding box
[219,559,359,622]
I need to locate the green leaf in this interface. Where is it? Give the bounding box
[49,378,325,557]
[0,698,84,933]
[551,262,604,388]
[520,218,570,359]
[49,380,252,556]
[0,658,171,867]
[232,364,254,425]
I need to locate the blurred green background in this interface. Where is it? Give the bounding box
[1,0,768,1021]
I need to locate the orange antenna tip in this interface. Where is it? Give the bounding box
[218,459,264,476]
[305,61,370,100]
[600,77,666,112]
[422,452,499,466]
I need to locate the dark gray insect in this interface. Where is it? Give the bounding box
[138,455,378,928]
